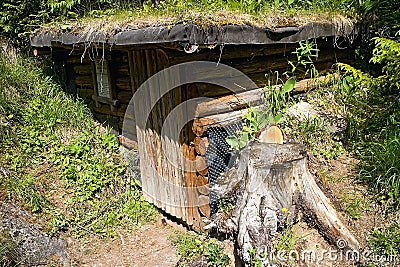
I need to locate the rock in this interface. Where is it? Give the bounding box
[286,101,318,120]
[0,202,68,266]
[181,255,207,267]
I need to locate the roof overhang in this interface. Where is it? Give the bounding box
[31,22,360,48]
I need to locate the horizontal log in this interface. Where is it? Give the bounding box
[113,65,130,76]
[197,183,210,196]
[73,64,92,75]
[111,52,129,63]
[75,74,93,82]
[168,40,339,66]
[118,135,138,149]
[168,43,299,65]
[197,174,208,186]
[75,82,93,89]
[116,84,132,92]
[77,88,94,97]
[93,103,127,117]
[195,74,338,118]
[92,95,118,106]
[232,49,351,76]
[117,91,133,104]
[66,55,91,64]
[190,48,351,82]
[116,77,131,91]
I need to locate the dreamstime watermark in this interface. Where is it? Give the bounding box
[122,61,274,207]
[258,240,399,265]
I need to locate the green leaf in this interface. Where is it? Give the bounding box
[274,113,283,124]
[226,135,239,150]
[281,77,296,95]
[239,132,249,148]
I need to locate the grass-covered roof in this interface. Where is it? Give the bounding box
[30,0,359,47]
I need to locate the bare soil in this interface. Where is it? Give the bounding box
[66,216,180,267]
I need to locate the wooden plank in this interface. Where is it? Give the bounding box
[145,49,163,210]
[73,64,92,75]
[197,175,210,195]
[117,91,133,104]
[192,118,214,137]
[75,75,93,87]
[198,184,210,196]
[128,50,138,93]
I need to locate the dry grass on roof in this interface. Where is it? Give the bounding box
[35,6,355,39]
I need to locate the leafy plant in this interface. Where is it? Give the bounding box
[169,231,205,266]
[289,40,319,77]
[0,52,158,238]
[169,232,230,267]
[336,31,400,208]
[205,242,230,267]
[225,76,296,151]
[248,247,266,267]
[218,198,235,217]
[341,191,371,220]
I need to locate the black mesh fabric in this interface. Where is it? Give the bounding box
[205,122,242,215]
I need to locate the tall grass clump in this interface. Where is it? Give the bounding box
[336,33,400,208]
[0,52,158,237]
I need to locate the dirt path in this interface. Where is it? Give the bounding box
[67,218,180,267]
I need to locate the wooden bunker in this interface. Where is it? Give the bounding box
[31,20,359,230]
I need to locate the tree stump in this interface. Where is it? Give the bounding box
[210,142,359,265]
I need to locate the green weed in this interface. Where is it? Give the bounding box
[205,242,230,267]
[169,231,205,266]
[0,52,158,238]
[341,191,371,220]
[368,222,400,256]
[218,198,234,217]
[336,32,400,209]
[169,231,230,267]
[0,231,19,267]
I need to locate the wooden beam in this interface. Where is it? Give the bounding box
[194,74,338,119]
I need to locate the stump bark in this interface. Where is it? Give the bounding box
[211,142,359,265]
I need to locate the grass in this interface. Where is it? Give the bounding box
[0,52,158,238]
[0,231,19,267]
[168,231,230,267]
[332,35,400,259]
[358,131,400,209]
[335,35,400,209]
[38,0,357,38]
[368,222,400,257]
[341,190,371,220]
